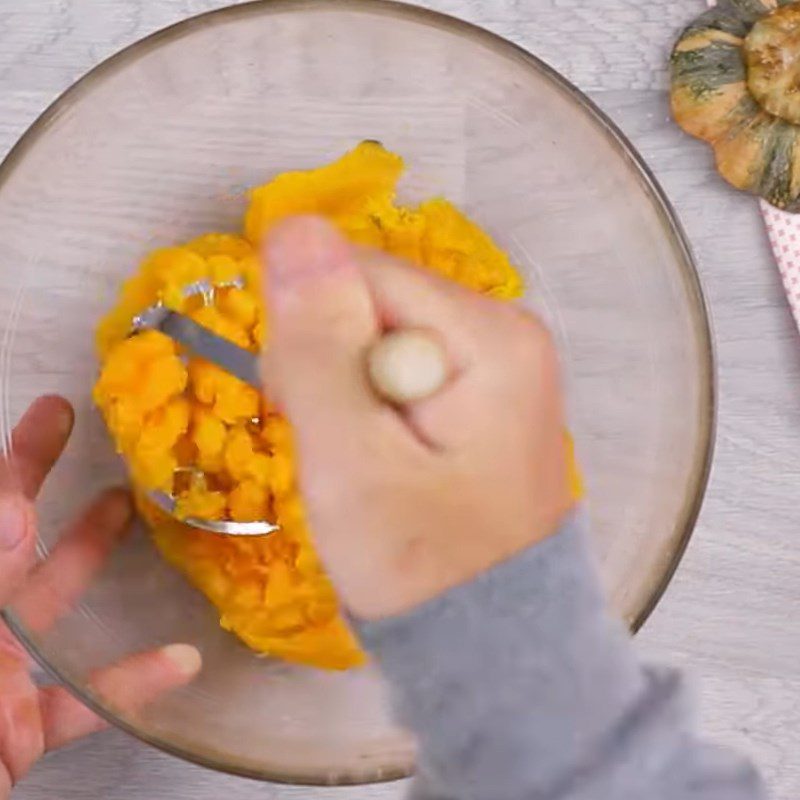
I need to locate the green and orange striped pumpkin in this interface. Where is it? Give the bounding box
[671,0,800,210]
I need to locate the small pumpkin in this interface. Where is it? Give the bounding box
[670,0,800,211]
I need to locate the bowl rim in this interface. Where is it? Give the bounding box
[0,0,717,786]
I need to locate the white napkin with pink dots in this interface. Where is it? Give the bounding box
[704,1,800,329]
[759,200,800,327]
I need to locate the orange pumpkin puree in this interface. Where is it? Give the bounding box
[93,142,581,670]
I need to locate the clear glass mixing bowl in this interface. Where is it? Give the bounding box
[0,0,714,785]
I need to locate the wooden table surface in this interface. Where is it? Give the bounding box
[3,1,799,798]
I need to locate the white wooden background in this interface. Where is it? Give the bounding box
[3,0,799,798]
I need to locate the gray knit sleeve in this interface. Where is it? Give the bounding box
[357,513,766,800]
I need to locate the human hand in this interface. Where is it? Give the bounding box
[0,396,202,798]
[262,217,574,620]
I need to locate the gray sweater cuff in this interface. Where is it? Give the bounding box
[356,513,765,800]
[357,512,646,798]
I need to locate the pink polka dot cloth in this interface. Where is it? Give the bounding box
[704,0,800,329]
[758,200,800,329]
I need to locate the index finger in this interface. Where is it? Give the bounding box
[0,396,74,500]
[11,488,132,634]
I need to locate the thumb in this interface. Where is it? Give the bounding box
[261,216,388,453]
[0,494,36,607]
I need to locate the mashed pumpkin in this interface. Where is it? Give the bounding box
[94,142,581,670]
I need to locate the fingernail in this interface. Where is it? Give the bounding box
[33,395,74,437]
[56,405,74,437]
[0,495,29,551]
[160,643,202,677]
[266,216,350,291]
[101,491,133,531]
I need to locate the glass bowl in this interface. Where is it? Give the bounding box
[0,0,714,786]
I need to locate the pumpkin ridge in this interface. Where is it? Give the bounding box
[674,30,744,52]
[730,0,779,25]
[684,2,762,38]
[671,40,746,98]
[756,118,796,206]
